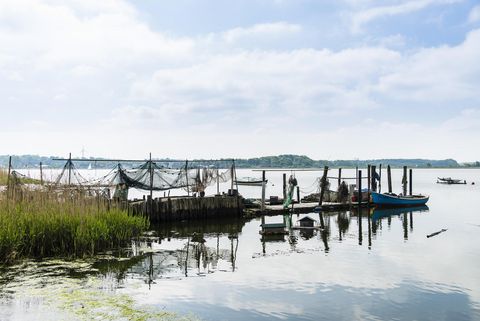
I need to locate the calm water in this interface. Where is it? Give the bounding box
[1,169,480,321]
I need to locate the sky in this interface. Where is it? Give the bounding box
[0,0,479,161]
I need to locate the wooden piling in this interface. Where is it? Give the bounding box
[216,168,220,195]
[358,170,362,209]
[39,162,43,185]
[409,168,413,195]
[261,170,266,212]
[378,164,382,193]
[403,166,407,196]
[185,160,190,196]
[318,166,329,207]
[230,162,235,191]
[371,165,376,192]
[367,165,371,207]
[282,173,287,201]
[68,153,72,186]
[6,156,12,198]
[296,186,300,204]
[367,165,371,192]
[338,168,342,188]
[149,153,153,202]
[358,169,362,245]
[387,165,392,193]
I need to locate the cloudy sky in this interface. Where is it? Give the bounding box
[1,0,479,161]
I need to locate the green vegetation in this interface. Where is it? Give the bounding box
[0,189,148,263]
[0,154,469,169]
[0,168,7,185]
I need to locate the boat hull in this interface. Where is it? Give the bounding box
[371,192,429,207]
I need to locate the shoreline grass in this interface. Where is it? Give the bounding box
[0,188,148,263]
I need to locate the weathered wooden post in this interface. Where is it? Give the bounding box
[409,168,413,195]
[39,162,44,185]
[358,170,363,245]
[6,156,12,198]
[318,166,329,207]
[371,165,376,192]
[338,168,342,189]
[230,161,235,191]
[367,165,371,207]
[296,186,300,204]
[367,165,371,192]
[282,173,287,201]
[261,170,266,212]
[402,166,408,196]
[318,166,328,229]
[149,153,153,201]
[233,159,239,191]
[216,168,220,195]
[68,153,72,186]
[379,164,382,193]
[185,160,190,196]
[387,165,392,193]
[358,170,362,209]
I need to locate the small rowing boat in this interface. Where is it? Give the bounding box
[437,177,466,185]
[371,192,429,207]
[235,177,267,186]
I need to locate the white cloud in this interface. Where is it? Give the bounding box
[351,0,462,33]
[222,22,301,44]
[469,5,480,23]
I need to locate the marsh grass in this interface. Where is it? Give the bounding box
[0,186,148,263]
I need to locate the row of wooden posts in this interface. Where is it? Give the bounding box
[259,165,415,211]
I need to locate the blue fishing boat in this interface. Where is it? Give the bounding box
[371,192,429,207]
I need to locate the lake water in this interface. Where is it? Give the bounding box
[1,168,480,321]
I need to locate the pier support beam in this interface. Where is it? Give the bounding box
[261,170,266,212]
[409,169,413,195]
[387,165,392,193]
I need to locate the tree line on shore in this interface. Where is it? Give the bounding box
[0,154,475,169]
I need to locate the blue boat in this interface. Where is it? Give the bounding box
[371,192,429,207]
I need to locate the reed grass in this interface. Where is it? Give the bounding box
[0,187,149,263]
[0,168,8,185]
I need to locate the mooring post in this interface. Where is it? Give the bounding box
[338,168,342,189]
[387,165,392,193]
[318,166,329,207]
[149,153,153,201]
[282,173,287,201]
[358,169,362,245]
[39,162,43,185]
[261,170,266,212]
[367,165,371,207]
[378,164,382,193]
[216,168,220,195]
[409,168,413,195]
[367,165,371,192]
[371,165,376,192]
[233,159,239,191]
[68,152,72,186]
[358,170,362,209]
[6,156,12,198]
[185,160,190,196]
[296,186,300,204]
[402,166,407,196]
[230,161,234,191]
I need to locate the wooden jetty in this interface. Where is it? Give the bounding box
[129,195,243,223]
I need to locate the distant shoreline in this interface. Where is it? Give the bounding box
[1,154,479,170]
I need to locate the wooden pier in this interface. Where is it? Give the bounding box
[129,195,244,223]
